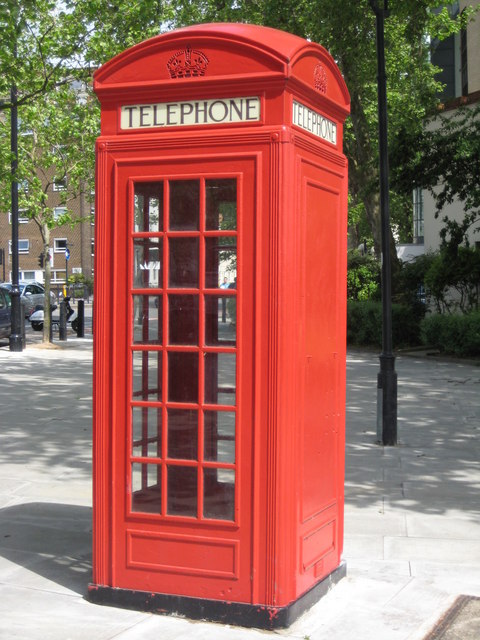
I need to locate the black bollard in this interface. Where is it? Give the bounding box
[76,299,85,338]
[59,299,67,341]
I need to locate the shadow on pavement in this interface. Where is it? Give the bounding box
[0,502,92,595]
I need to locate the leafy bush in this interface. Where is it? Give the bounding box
[347,251,381,301]
[424,246,480,314]
[421,312,480,357]
[347,300,422,348]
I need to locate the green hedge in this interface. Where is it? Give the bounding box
[421,312,480,357]
[347,300,422,348]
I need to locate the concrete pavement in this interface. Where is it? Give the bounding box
[0,337,479,639]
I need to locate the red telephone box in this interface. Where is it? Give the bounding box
[89,23,350,629]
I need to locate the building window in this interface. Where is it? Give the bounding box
[413,188,424,244]
[9,239,30,254]
[8,210,29,224]
[53,207,67,220]
[54,238,68,253]
[20,271,36,281]
[53,177,67,192]
[51,270,66,283]
[460,17,468,96]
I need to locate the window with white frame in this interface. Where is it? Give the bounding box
[51,270,67,283]
[413,188,424,243]
[54,238,68,253]
[53,177,67,191]
[8,210,29,224]
[9,239,30,254]
[53,207,67,220]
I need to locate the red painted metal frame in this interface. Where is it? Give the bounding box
[92,23,350,619]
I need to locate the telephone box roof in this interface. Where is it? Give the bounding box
[94,23,350,115]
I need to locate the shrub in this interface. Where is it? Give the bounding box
[421,311,480,357]
[347,300,422,348]
[347,251,381,301]
[424,247,480,314]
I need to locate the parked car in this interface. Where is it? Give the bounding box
[0,281,55,318]
[0,287,11,339]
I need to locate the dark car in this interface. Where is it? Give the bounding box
[0,287,11,339]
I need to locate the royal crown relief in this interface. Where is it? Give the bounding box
[167,45,209,78]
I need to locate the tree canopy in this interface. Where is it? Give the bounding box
[0,0,474,278]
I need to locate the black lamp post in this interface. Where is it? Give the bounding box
[370,0,397,445]
[9,76,24,352]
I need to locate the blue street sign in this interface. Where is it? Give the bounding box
[65,248,70,260]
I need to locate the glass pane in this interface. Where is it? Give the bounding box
[168,409,198,460]
[132,463,161,513]
[132,407,162,458]
[168,352,198,403]
[205,296,236,345]
[134,182,163,232]
[167,466,197,517]
[169,238,199,288]
[203,468,235,521]
[168,295,198,345]
[132,351,162,401]
[133,295,163,344]
[206,179,237,230]
[204,353,236,406]
[169,180,199,230]
[204,411,235,463]
[133,238,162,289]
[205,237,236,289]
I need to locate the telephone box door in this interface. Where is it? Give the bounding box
[109,156,256,601]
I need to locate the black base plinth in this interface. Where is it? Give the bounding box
[87,562,346,630]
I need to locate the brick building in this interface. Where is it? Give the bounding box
[0,184,94,297]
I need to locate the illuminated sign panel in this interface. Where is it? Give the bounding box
[121,97,260,130]
[292,100,337,145]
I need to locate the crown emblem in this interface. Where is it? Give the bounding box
[314,63,328,94]
[167,46,209,79]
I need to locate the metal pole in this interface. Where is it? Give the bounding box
[370,0,397,445]
[59,299,67,341]
[9,74,24,352]
[77,299,85,338]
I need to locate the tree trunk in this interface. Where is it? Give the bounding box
[42,225,52,343]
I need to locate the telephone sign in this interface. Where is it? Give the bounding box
[90,23,350,629]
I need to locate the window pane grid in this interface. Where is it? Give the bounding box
[130,177,238,521]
